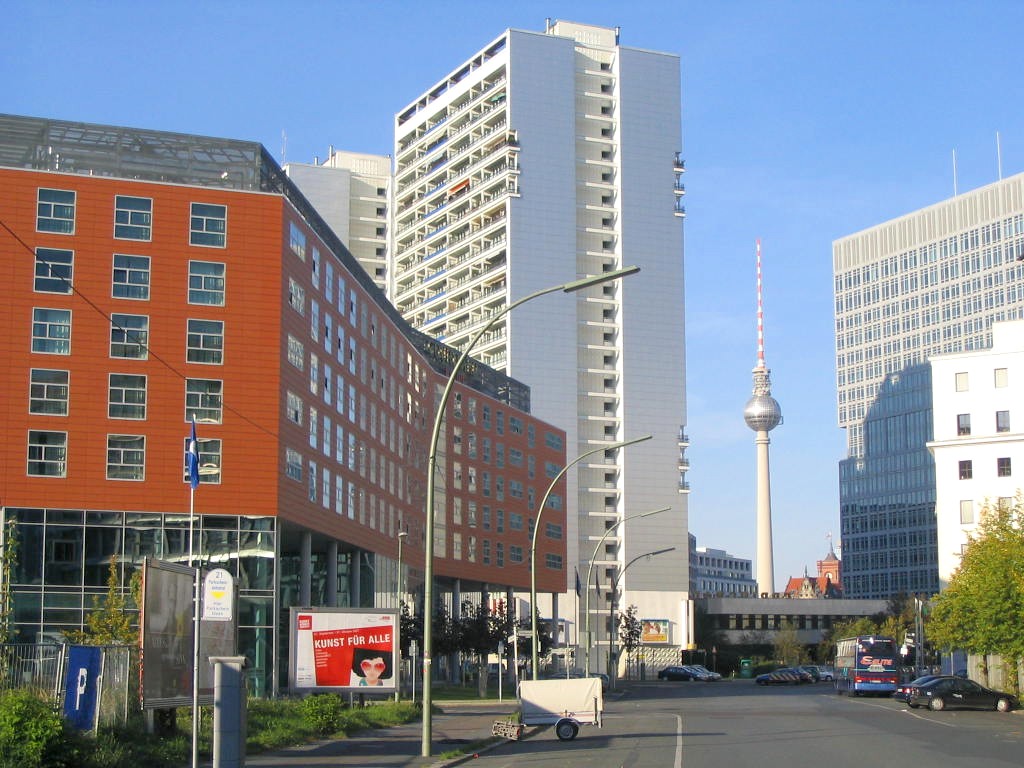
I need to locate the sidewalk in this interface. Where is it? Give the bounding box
[243,699,528,768]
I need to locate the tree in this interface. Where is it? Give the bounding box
[929,494,1024,692]
[66,556,137,645]
[772,620,804,666]
[398,601,423,658]
[0,517,18,644]
[617,605,641,674]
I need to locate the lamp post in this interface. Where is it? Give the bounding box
[583,506,670,676]
[608,547,675,689]
[395,530,408,702]
[420,266,640,756]
[529,435,652,679]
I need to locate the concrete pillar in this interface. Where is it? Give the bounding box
[755,432,775,596]
[326,541,338,607]
[209,656,248,768]
[300,532,312,607]
[351,550,362,607]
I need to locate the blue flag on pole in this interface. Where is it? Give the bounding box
[575,567,581,597]
[187,417,200,490]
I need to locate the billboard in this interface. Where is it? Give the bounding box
[641,619,670,644]
[289,608,398,692]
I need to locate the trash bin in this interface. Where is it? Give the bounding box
[739,659,754,679]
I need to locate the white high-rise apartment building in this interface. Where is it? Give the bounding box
[928,319,1024,587]
[285,149,391,290]
[390,20,689,665]
[833,174,1024,598]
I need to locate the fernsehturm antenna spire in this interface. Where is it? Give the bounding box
[743,239,782,596]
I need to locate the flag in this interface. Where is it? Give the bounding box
[574,567,581,598]
[187,417,200,490]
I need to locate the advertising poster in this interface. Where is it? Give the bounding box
[290,607,398,692]
[641,618,670,644]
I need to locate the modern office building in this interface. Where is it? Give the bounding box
[688,534,757,598]
[0,114,567,695]
[388,20,689,668]
[285,149,391,291]
[833,174,1024,598]
[927,318,1024,587]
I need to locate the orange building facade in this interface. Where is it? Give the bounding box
[0,115,567,695]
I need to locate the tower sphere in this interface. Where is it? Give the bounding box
[744,394,782,432]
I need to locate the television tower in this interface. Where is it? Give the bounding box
[743,239,782,596]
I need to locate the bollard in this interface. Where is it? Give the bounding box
[209,656,249,768]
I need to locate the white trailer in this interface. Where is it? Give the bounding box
[518,677,603,741]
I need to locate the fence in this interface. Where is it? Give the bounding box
[0,643,138,730]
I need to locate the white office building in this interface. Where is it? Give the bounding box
[833,174,1024,598]
[390,20,689,667]
[927,319,1024,587]
[285,150,391,290]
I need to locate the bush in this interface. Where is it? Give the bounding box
[0,689,70,768]
[299,693,345,736]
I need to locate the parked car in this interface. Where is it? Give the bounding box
[894,674,942,702]
[685,664,722,681]
[755,667,814,685]
[905,676,1018,712]
[817,666,836,681]
[797,665,821,682]
[657,665,694,681]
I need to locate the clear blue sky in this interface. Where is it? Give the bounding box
[6,1,1024,585]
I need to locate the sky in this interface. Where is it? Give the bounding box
[5,0,1024,586]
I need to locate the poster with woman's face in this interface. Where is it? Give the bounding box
[290,609,397,691]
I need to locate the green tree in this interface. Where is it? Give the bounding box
[929,494,1024,691]
[0,517,17,644]
[67,556,137,645]
[772,620,804,666]
[617,605,642,673]
[398,601,423,658]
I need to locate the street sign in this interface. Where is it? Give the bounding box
[202,568,234,621]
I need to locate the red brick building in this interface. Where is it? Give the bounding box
[0,115,567,694]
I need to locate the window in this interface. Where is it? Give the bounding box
[114,195,152,240]
[287,335,304,370]
[185,379,223,423]
[286,448,302,480]
[29,369,69,415]
[288,278,305,315]
[994,367,1008,388]
[37,188,75,234]
[188,261,226,305]
[190,203,226,247]
[106,434,145,480]
[545,553,563,570]
[289,222,306,260]
[184,436,221,484]
[110,314,149,359]
[31,308,71,354]
[959,500,974,525]
[996,410,1010,433]
[112,254,150,299]
[997,457,1012,477]
[34,248,73,293]
[958,460,973,480]
[186,319,224,364]
[286,391,302,425]
[957,414,971,436]
[955,372,969,392]
[27,430,67,476]
[545,522,563,540]
[108,374,147,419]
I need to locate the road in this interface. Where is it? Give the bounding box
[468,680,1024,767]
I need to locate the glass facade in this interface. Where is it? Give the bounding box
[4,508,277,696]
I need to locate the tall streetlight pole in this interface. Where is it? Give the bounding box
[529,435,652,679]
[420,266,640,756]
[608,547,674,689]
[395,530,408,702]
[583,506,670,676]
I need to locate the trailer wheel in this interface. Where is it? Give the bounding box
[555,718,579,741]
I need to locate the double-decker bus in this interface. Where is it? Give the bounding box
[834,635,899,695]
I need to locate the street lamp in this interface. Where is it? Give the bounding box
[583,506,670,676]
[529,434,652,679]
[395,530,408,702]
[608,547,675,689]
[420,266,640,756]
